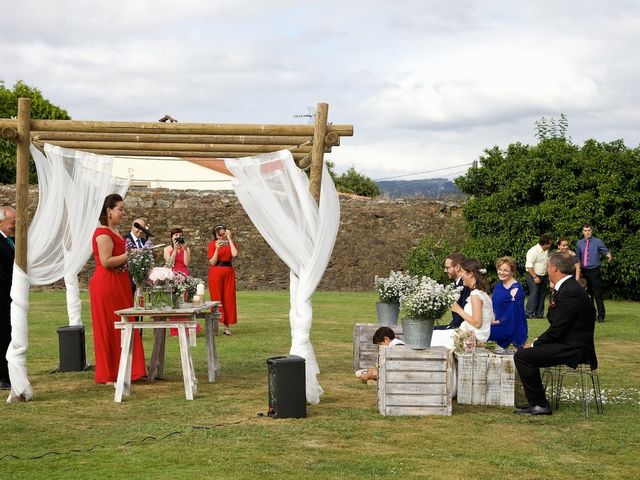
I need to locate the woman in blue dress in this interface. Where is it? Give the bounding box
[489,256,528,348]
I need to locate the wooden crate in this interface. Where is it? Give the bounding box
[377,346,453,416]
[455,349,515,406]
[352,323,403,372]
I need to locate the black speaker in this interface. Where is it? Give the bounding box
[267,355,306,418]
[56,325,87,372]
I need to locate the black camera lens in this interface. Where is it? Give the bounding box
[175,237,185,244]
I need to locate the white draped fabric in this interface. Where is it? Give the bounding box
[225,151,339,404]
[7,144,128,401]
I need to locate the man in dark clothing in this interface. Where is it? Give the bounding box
[0,206,16,390]
[514,252,597,415]
[434,253,471,330]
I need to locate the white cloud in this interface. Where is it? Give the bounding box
[1,0,640,179]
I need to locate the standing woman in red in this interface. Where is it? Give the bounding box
[90,194,146,383]
[208,224,238,336]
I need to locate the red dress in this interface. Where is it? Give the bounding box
[89,227,146,383]
[168,247,201,336]
[207,241,237,325]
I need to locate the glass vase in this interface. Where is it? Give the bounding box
[145,285,176,310]
[133,280,144,309]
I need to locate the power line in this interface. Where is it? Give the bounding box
[373,162,474,181]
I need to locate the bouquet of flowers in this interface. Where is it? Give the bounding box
[173,272,204,297]
[374,271,419,304]
[125,238,155,285]
[147,266,175,286]
[400,276,462,321]
[453,329,485,353]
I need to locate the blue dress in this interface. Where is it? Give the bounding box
[489,280,528,348]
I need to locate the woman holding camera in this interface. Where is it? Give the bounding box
[208,224,238,336]
[164,227,191,276]
[165,228,200,335]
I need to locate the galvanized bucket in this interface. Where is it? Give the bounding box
[401,318,435,349]
[376,302,400,325]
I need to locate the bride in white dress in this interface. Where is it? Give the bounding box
[431,258,494,349]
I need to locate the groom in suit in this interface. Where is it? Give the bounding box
[514,251,597,415]
[434,252,471,330]
[0,206,16,390]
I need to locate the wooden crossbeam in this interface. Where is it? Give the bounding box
[6,100,351,279]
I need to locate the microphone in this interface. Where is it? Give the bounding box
[133,222,153,238]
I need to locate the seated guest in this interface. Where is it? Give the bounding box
[434,253,471,330]
[430,258,495,349]
[489,257,528,349]
[355,326,405,383]
[514,252,597,415]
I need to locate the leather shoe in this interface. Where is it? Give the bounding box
[0,381,11,390]
[515,403,531,410]
[514,405,552,415]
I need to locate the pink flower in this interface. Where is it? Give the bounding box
[148,267,175,283]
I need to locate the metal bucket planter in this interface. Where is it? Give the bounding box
[401,318,436,349]
[376,302,400,325]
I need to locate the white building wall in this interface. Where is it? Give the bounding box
[112,156,233,190]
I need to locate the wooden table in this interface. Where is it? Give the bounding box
[113,301,221,402]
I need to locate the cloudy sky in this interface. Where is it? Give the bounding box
[2,0,639,181]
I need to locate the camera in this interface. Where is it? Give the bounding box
[175,236,185,244]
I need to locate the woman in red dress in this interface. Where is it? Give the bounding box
[89,194,146,383]
[165,227,201,335]
[164,227,191,276]
[208,224,238,336]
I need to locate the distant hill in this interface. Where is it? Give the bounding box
[376,178,463,199]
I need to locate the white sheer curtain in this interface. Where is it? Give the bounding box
[225,150,339,404]
[7,144,128,401]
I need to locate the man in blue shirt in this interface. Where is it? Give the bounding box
[576,224,612,323]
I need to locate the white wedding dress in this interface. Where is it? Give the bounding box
[430,289,494,349]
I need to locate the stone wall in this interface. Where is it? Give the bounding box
[0,185,461,291]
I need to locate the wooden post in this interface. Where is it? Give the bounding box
[309,102,329,204]
[15,98,30,272]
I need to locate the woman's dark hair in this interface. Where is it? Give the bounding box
[373,326,396,345]
[99,194,123,226]
[460,258,490,293]
[213,224,225,237]
[170,227,183,237]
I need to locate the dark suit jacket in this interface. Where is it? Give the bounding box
[448,278,471,329]
[0,235,14,291]
[124,232,146,249]
[535,276,597,369]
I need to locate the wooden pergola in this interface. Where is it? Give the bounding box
[0,99,353,277]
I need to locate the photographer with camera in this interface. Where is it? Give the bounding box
[208,224,238,336]
[164,227,191,276]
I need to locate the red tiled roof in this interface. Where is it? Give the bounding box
[183,158,233,177]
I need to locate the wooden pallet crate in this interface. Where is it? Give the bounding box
[352,323,403,372]
[377,346,453,416]
[455,349,515,406]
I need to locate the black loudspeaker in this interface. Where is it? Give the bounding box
[267,355,306,418]
[56,325,87,372]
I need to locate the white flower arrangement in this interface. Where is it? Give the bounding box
[148,266,175,285]
[374,271,419,304]
[400,276,462,321]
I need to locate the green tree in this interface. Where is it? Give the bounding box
[0,80,70,183]
[333,166,380,197]
[454,116,640,299]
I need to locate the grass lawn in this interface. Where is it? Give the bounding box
[2,291,640,480]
